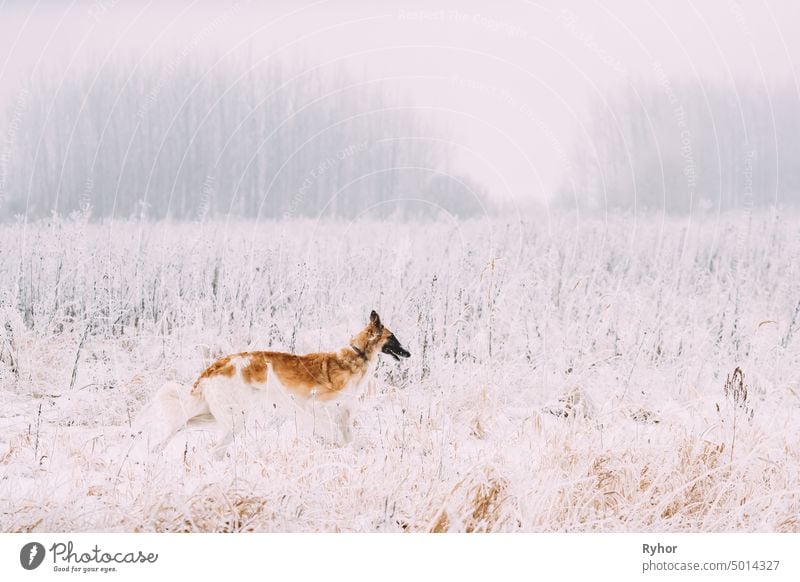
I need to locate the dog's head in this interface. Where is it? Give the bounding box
[352,310,410,361]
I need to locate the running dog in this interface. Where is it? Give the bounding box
[141,311,410,455]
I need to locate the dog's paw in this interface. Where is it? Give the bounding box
[348,437,370,452]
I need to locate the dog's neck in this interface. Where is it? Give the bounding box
[349,343,367,360]
[348,327,380,363]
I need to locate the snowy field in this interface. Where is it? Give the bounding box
[1,213,799,532]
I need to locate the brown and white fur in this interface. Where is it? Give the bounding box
[140,311,410,456]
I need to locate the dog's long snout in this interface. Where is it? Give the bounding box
[382,334,410,360]
[393,345,411,358]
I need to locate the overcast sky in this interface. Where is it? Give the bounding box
[2,0,798,205]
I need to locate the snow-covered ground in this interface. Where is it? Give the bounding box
[1,213,798,532]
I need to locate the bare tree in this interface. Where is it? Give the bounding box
[1,55,488,221]
[558,81,800,213]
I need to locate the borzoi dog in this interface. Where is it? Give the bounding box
[140,311,410,455]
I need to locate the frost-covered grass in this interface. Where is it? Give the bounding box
[1,212,799,532]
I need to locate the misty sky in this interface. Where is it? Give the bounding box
[2,0,798,206]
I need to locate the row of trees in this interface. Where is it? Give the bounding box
[559,80,800,212]
[0,55,487,220]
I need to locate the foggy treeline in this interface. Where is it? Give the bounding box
[0,55,487,221]
[559,81,800,213]
[5,54,798,220]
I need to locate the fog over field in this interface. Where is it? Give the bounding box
[1,0,799,532]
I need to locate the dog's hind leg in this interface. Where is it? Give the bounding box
[213,427,234,459]
[204,381,250,459]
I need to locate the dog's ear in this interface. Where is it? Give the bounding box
[369,310,382,329]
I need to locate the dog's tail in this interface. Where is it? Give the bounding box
[135,381,210,449]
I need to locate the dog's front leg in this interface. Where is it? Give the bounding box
[335,405,353,445]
